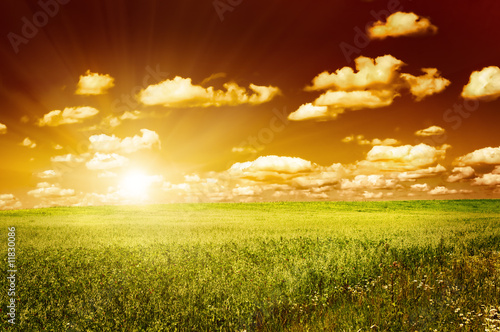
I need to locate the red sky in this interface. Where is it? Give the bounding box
[0,0,499,209]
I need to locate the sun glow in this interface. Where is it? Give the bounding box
[120,171,150,198]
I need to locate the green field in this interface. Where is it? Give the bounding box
[1,200,500,331]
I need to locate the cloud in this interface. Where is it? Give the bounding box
[229,155,314,179]
[288,103,331,121]
[289,55,449,121]
[313,89,396,109]
[340,174,398,190]
[454,146,500,166]
[357,144,449,172]
[401,68,450,101]
[232,145,264,154]
[89,129,161,154]
[367,12,438,39]
[86,153,129,170]
[38,106,99,126]
[307,55,404,91]
[396,164,446,181]
[50,154,86,164]
[21,137,36,148]
[447,166,475,182]
[53,144,63,150]
[342,134,400,146]
[415,125,446,137]
[472,173,500,186]
[428,186,472,196]
[28,182,75,198]
[76,70,115,95]
[35,170,59,179]
[139,76,280,107]
[462,66,500,100]
[0,194,22,210]
[0,123,6,134]
[410,183,430,192]
[101,111,142,128]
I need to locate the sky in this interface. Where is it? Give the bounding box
[0,0,499,209]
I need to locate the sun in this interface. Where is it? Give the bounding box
[120,170,150,198]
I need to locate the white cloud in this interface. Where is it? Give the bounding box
[415,125,446,137]
[428,186,472,196]
[76,70,115,95]
[410,183,430,192]
[402,68,450,101]
[342,134,400,146]
[462,66,500,100]
[357,144,449,172]
[454,146,500,166]
[472,173,500,186]
[396,164,446,181]
[139,76,280,107]
[53,144,63,150]
[0,123,6,134]
[89,129,161,154]
[50,154,86,164]
[341,174,398,190]
[38,106,99,126]
[288,103,331,121]
[35,170,59,179]
[307,55,404,91]
[289,55,449,121]
[368,12,438,39]
[21,137,36,148]
[86,153,129,170]
[28,182,75,198]
[0,194,22,210]
[101,111,142,128]
[447,166,475,182]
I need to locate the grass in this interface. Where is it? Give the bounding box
[0,200,499,331]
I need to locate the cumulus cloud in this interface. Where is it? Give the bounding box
[232,145,264,154]
[21,137,36,148]
[76,70,115,95]
[415,125,446,137]
[396,164,446,181]
[447,166,475,183]
[428,186,472,196]
[101,111,142,128]
[472,173,500,186]
[357,144,449,172]
[368,12,438,39]
[410,183,430,192]
[0,194,22,210]
[89,129,161,154]
[288,103,331,121]
[401,68,450,101]
[340,174,398,190]
[454,146,500,166]
[0,123,6,134]
[28,182,75,198]
[139,76,280,107]
[35,170,59,179]
[38,106,99,126]
[289,55,449,121]
[462,66,500,100]
[86,153,129,170]
[307,55,404,91]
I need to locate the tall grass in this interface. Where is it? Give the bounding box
[0,200,499,331]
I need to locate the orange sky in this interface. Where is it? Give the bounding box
[0,0,499,209]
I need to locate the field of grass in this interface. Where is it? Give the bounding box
[1,200,500,331]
